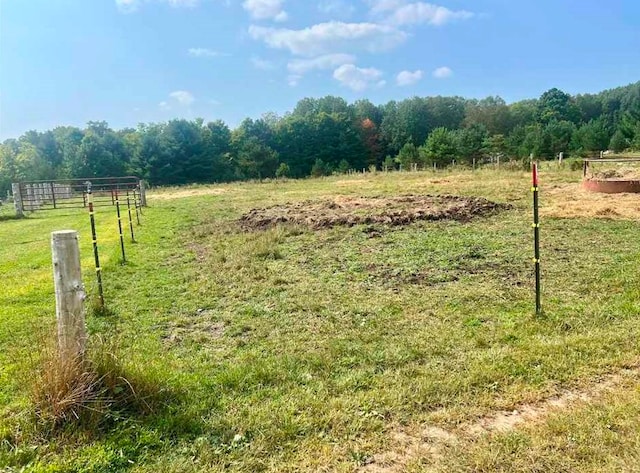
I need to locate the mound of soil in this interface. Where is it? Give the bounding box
[239,194,511,230]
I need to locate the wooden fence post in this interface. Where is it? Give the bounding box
[11,183,24,217]
[139,180,147,207]
[51,230,87,360]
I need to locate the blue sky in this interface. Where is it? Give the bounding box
[1,0,639,139]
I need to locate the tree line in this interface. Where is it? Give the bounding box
[1,81,639,195]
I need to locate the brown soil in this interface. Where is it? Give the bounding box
[239,195,511,230]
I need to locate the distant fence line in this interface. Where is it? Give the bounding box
[11,177,146,217]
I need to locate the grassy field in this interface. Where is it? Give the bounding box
[1,166,640,472]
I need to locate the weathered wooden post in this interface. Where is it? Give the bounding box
[138,180,147,207]
[11,183,24,217]
[51,230,87,360]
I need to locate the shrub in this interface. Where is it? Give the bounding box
[275,162,290,178]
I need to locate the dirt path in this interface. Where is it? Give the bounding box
[361,364,640,472]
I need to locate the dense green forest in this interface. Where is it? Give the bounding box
[1,81,639,194]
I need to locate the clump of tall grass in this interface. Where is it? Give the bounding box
[29,334,171,432]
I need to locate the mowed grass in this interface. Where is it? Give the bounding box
[1,167,640,472]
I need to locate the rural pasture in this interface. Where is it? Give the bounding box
[1,166,640,472]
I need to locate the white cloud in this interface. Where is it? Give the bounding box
[318,0,356,19]
[169,90,195,105]
[433,66,452,78]
[243,0,288,22]
[333,64,385,92]
[115,0,140,12]
[251,57,276,70]
[287,74,302,87]
[396,69,423,86]
[116,0,199,13]
[366,0,405,14]
[188,48,229,58]
[287,53,355,75]
[367,1,473,26]
[159,101,171,111]
[166,0,199,6]
[249,21,407,57]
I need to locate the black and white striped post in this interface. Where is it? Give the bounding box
[532,162,542,315]
[126,194,136,242]
[86,182,104,307]
[115,190,126,263]
[133,189,141,225]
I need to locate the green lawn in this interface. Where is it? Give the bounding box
[1,167,640,472]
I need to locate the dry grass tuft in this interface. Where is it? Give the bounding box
[31,350,101,426]
[29,334,170,431]
[541,183,640,220]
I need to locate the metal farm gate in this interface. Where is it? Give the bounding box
[11,177,146,217]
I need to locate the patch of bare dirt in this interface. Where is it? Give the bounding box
[239,195,510,230]
[359,364,640,472]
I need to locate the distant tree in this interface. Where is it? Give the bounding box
[275,162,290,178]
[571,118,610,153]
[382,155,396,171]
[575,93,603,122]
[509,99,538,129]
[360,118,383,168]
[464,96,513,135]
[237,138,279,179]
[351,99,383,125]
[379,101,408,156]
[426,96,466,131]
[203,120,234,181]
[609,129,629,153]
[71,121,128,178]
[311,158,329,177]
[422,128,458,166]
[545,120,576,156]
[455,124,488,163]
[396,142,421,169]
[632,123,640,150]
[519,124,552,159]
[482,134,507,162]
[537,88,580,124]
[337,159,350,174]
[293,96,351,118]
[2,80,640,187]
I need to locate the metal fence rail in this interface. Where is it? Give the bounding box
[582,158,640,177]
[12,177,145,216]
